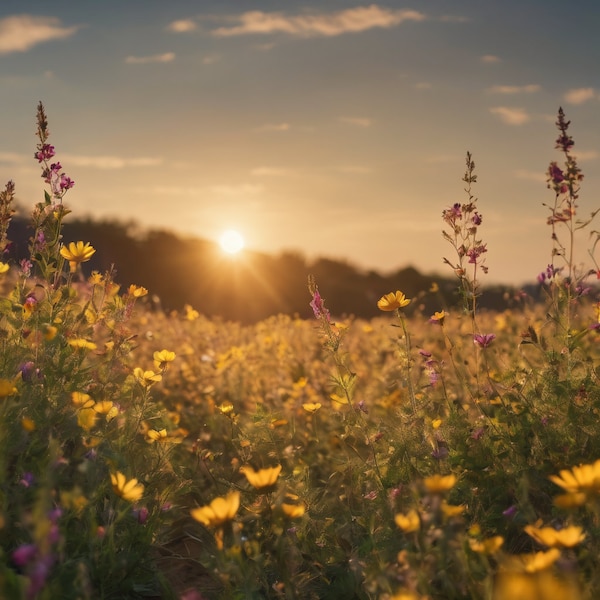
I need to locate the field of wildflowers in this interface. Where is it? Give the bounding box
[0,103,598,599]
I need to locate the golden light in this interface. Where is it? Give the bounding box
[219,229,245,255]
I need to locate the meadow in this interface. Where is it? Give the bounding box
[0,103,598,599]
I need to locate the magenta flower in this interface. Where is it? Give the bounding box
[473,333,496,348]
[34,144,55,162]
[310,289,330,322]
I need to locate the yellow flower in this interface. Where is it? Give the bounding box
[524,524,585,548]
[77,408,97,431]
[281,496,306,518]
[60,241,96,272]
[430,310,446,324]
[0,378,17,397]
[146,428,167,444]
[127,284,148,297]
[110,471,144,502]
[68,338,97,351]
[133,367,162,387]
[184,304,199,321]
[93,400,114,414]
[60,487,89,515]
[377,291,411,311]
[21,417,36,432]
[219,401,234,415]
[71,391,95,408]
[0,262,9,274]
[549,459,600,495]
[240,465,282,490]
[42,324,58,341]
[302,402,322,413]
[469,536,504,554]
[432,418,442,429]
[394,509,420,533]
[441,501,465,518]
[423,473,457,494]
[190,491,240,527]
[153,349,176,370]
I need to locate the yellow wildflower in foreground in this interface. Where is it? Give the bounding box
[190,491,240,527]
[110,472,144,503]
[302,402,322,413]
[127,284,148,297]
[133,367,162,387]
[0,262,9,274]
[394,509,420,533]
[524,524,585,548]
[153,349,176,370]
[146,428,167,443]
[377,291,411,311]
[423,473,457,494]
[68,338,97,351]
[240,464,282,490]
[469,536,504,555]
[0,379,17,397]
[59,241,96,272]
[549,459,600,495]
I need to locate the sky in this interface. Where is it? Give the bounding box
[0,1,598,285]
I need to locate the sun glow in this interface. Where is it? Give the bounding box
[219,229,245,254]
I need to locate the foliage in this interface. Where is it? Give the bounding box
[0,104,599,599]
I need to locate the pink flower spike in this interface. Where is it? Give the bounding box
[473,333,496,348]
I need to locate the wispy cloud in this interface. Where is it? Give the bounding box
[564,87,596,105]
[515,169,546,184]
[0,15,80,54]
[489,106,530,125]
[167,19,197,33]
[487,84,540,94]
[62,154,163,169]
[573,150,599,161]
[210,184,263,195]
[481,54,501,64]
[250,167,294,176]
[339,116,372,127]
[125,52,175,64]
[253,123,291,133]
[211,6,426,38]
[414,81,432,90]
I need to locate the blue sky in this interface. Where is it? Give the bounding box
[0,1,598,284]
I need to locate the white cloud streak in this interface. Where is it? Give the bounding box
[339,116,372,127]
[211,6,426,38]
[487,84,541,94]
[481,54,501,63]
[489,106,530,125]
[564,87,596,105]
[167,19,197,33]
[61,154,163,169]
[0,15,79,54]
[253,123,291,132]
[125,52,175,64]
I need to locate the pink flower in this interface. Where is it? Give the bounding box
[473,333,496,348]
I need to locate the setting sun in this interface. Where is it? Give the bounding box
[219,229,245,254]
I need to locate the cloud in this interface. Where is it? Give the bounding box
[564,87,596,105]
[211,6,426,38]
[125,52,175,64]
[250,167,293,176]
[339,116,372,127]
[167,19,197,33]
[515,169,546,184]
[489,106,530,125]
[253,123,291,132]
[414,81,432,90]
[573,150,599,161]
[481,54,501,64]
[61,154,163,169]
[0,15,79,54]
[487,84,540,94]
[202,54,220,65]
[210,184,263,195]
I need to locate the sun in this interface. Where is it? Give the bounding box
[219,229,245,255]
